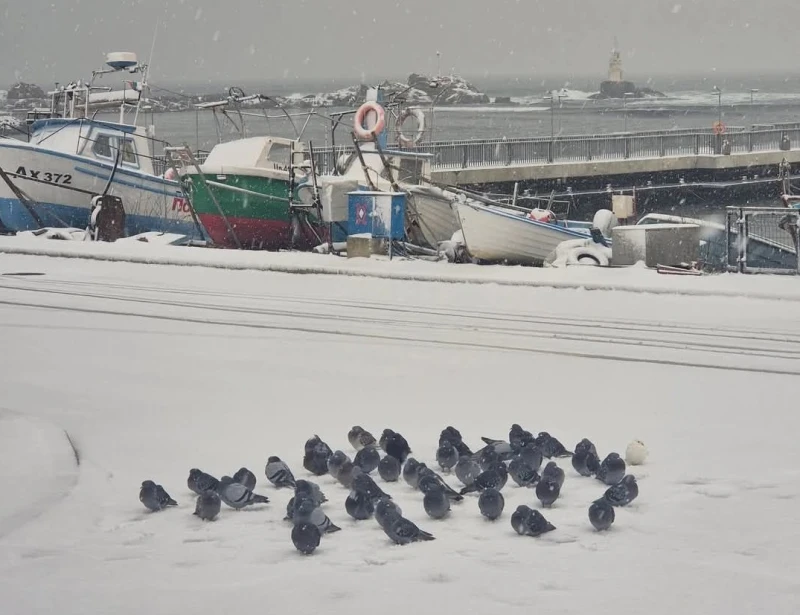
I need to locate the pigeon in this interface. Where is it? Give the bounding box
[345,489,375,520]
[327,451,351,480]
[265,456,296,489]
[354,445,381,474]
[348,426,366,450]
[187,469,219,495]
[284,496,296,522]
[625,440,648,466]
[402,458,422,489]
[439,426,472,456]
[303,435,333,476]
[294,480,327,506]
[292,522,321,555]
[511,505,556,537]
[574,438,599,458]
[596,453,626,486]
[374,497,402,531]
[193,490,221,521]
[378,455,401,482]
[417,466,464,502]
[516,443,543,472]
[478,487,505,520]
[459,463,508,495]
[541,461,565,488]
[139,480,177,512]
[218,476,269,509]
[572,449,600,477]
[535,432,571,458]
[423,486,451,520]
[604,474,639,506]
[535,478,561,508]
[381,429,411,463]
[454,455,480,487]
[477,439,514,463]
[294,496,340,533]
[232,467,257,491]
[336,461,359,489]
[357,429,377,450]
[588,498,616,531]
[509,424,536,451]
[508,458,540,488]
[385,516,435,545]
[352,472,391,503]
[477,446,501,472]
[436,439,459,473]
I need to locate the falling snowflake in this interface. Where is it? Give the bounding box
[212,30,220,42]
[671,4,682,13]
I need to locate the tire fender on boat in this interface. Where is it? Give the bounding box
[353,101,386,141]
[566,246,610,267]
[396,107,426,146]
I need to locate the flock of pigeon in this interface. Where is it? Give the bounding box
[139,424,648,555]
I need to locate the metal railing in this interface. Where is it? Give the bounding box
[726,206,800,274]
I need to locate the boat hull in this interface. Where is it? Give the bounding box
[456,201,592,265]
[0,141,199,236]
[405,186,460,248]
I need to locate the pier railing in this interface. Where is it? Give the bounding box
[310,126,800,175]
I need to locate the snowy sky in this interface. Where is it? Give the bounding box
[1,0,798,86]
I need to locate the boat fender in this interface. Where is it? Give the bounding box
[163,167,178,181]
[528,209,556,224]
[353,101,386,141]
[566,246,610,267]
[396,107,426,146]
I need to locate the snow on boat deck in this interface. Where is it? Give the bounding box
[0,253,799,614]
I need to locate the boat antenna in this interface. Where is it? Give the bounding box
[134,19,159,126]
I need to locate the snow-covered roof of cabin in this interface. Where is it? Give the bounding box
[203,136,294,169]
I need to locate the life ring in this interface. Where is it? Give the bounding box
[353,101,386,140]
[566,246,610,267]
[396,107,426,146]
[712,121,726,135]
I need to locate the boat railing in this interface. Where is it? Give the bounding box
[726,206,800,274]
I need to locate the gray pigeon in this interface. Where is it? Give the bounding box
[478,488,504,520]
[378,455,401,482]
[436,440,459,472]
[292,522,321,555]
[187,469,219,495]
[218,476,270,509]
[352,472,391,502]
[534,432,571,459]
[354,445,381,474]
[454,455,480,487]
[541,461,565,488]
[511,505,556,537]
[303,435,333,476]
[402,458,422,489]
[589,498,615,531]
[535,478,561,508]
[294,496,340,533]
[294,480,327,505]
[517,443,543,472]
[417,467,464,502]
[345,489,375,520]
[385,516,435,545]
[232,467,257,491]
[265,457,296,489]
[139,480,177,512]
[509,424,536,451]
[604,474,639,506]
[327,451,350,480]
[348,426,365,450]
[423,487,451,520]
[459,463,508,495]
[336,461,359,489]
[596,453,626,486]
[572,449,600,477]
[193,490,221,521]
[508,458,540,488]
[375,497,402,531]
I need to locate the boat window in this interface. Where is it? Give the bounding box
[93,134,113,159]
[268,143,291,169]
[120,138,138,166]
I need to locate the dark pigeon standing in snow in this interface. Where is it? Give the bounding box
[187,469,219,495]
[574,438,598,458]
[535,478,561,508]
[511,505,556,537]
[348,426,377,451]
[509,424,536,451]
[535,432,571,458]
[572,438,600,476]
[265,456,296,489]
[454,455,480,487]
[403,458,422,489]
[303,435,333,476]
[596,453,626,486]
[459,463,508,495]
[293,496,340,533]
[352,472,391,503]
[345,489,375,521]
[589,498,616,531]
[294,479,327,506]
[541,461,565,488]
[354,445,381,474]
[385,516,435,545]
[139,480,177,512]
[423,486,451,520]
[517,443,543,472]
[194,490,221,521]
[508,458,540,488]
[604,475,639,506]
[327,451,350,481]
[478,488,504,520]
[232,467,257,491]
[378,455,401,482]
[336,460,359,489]
[478,438,514,464]
[436,439,459,473]
[292,522,321,555]
[375,498,402,531]
[439,426,473,457]
[218,476,269,509]
[417,466,464,502]
[381,429,411,463]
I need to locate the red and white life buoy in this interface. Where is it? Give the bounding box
[353,101,386,140]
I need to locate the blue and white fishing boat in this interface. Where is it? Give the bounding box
[0,52,201,238]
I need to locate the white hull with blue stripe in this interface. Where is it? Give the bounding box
[456,200,595,265]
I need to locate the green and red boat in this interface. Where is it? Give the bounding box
[181,136,323,249]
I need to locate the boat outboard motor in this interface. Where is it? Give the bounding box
[89,194,126,242]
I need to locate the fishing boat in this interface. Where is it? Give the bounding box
[404,185,461,249]
[0,52,201,237]
[455,198,605,265]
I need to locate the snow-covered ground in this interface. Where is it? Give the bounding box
[1,252,799,614]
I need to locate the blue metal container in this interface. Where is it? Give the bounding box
[347,191,406,240]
